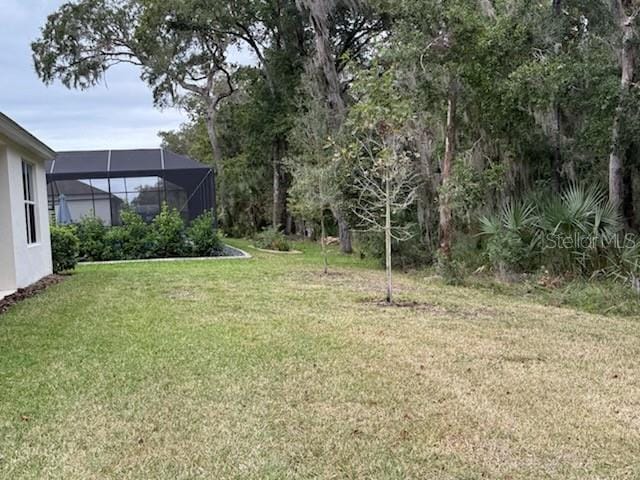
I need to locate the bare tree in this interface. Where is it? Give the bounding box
[351,132,419,303]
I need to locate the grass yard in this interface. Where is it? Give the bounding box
[1,239,639,479]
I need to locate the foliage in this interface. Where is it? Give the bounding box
[604,235,640,293]
[448,160,506,225]
[479,185,632,283]
[34,0,640,293]
[103,227,129,261]
[435,249,466,286]
[536,184,622,275]
[186,211,224,256]
[75,216,108,261]
[479,201,538,275]
[72,209,228,262]
[50,225,80,273]
[150,204,187,258]
[105,208,153,260]
[255,228,291,252]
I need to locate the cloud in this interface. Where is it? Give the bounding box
[0,0,188,151]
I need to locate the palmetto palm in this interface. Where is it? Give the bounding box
[537,184,623,274]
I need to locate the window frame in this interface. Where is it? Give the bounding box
[22,160,38,245]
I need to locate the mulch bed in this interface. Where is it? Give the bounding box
[0,275,66,315]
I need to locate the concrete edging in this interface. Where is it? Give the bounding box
[248,245,303,255]
[79,245,252,266]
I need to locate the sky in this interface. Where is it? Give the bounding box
[0,0,252,152]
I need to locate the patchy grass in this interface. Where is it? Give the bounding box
[1,239,639,479]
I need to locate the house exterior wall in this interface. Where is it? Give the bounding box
[63,196,112,225]
[0,146,17,291]
[0,140,52,290]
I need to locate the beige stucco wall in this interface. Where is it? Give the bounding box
[0,138,52,290]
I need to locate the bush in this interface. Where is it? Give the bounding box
[186,211,224,256]
[485,231,533,277]
[103,227,128,260]
[436,250,465,286]
[100,209,153,260]
[255,227,290,251]
[50,225,80,273]
[71,207,229,262]
[75,216,108,261]
[479,201,538,275]
[150,203,186,257]
[536,184,622,275]
[119,208,153,259]
[478,185,640,293]
[604,235,640,294]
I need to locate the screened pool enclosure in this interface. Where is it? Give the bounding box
[46,149,215,226]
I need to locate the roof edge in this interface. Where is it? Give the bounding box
[0,113,55,160]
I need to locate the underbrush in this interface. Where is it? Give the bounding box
[464,272,640,317]
[254,227,291,251]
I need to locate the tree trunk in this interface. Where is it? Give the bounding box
[609,3,636,214]
[204,100,225,221]
[551,0,563,193]
[272,137,288,231]
[303,1,346,124]
[439,77,458,260]
[552,103,563,193]
[321,213,328,274]
[299,1,353,253]
[415,125,438,247]
[385,175,393,304]
[331,206,353,254]
[623,144,637,230]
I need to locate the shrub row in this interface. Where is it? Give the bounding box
[51,205,223,272]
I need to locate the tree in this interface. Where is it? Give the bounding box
[295,0,384,253]
[350,142,418,303]
[607,0,639,218]
[289,163,338,274]
[439,76,459,261]
[342,63,419,303]
[288,80,342,273]
[33,0,236,214]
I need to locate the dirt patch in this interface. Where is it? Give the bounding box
[0,275,66,315]
[360,298,449,312]
[357,297,503,320]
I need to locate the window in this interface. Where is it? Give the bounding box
[22,160,37,244]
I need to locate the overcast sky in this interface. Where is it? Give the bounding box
[0,0,251,152]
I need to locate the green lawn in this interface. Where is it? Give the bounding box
[1,239,639,479]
